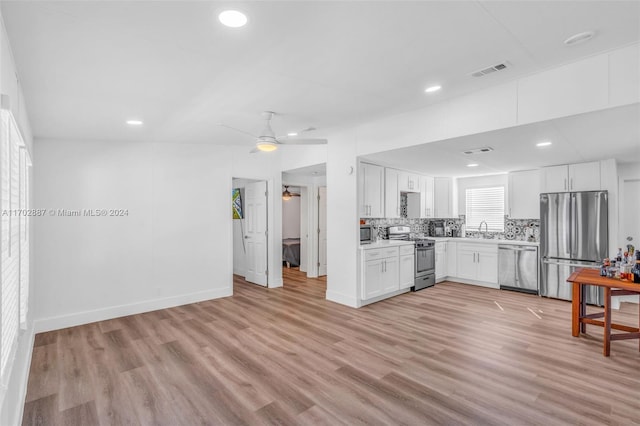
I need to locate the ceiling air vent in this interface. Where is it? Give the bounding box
[470,62,509,78]
[462,147,494,155]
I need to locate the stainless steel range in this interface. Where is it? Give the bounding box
[388,226,436,291]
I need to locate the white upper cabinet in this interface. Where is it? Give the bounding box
[609,44,640,108]
[420,176,434,219]
[508,169,541,219]
[541,162,601,193]
[359,162,384,218]
[517,55,609,125]
[385,168,401,218]
[398,171,420,192]
[434,177,453,218]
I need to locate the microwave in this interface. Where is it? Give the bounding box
[360,224,375,244]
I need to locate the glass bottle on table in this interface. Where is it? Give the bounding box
[632,252,640,284]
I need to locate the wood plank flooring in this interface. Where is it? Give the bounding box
[23,270,640,425]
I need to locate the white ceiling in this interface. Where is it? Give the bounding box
[362,104,640,177]
[3,1,640,151]
[283,163,326,177]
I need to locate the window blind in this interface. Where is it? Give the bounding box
[465,186,505,232]
[0,109,29,381]
[19,147,30,327]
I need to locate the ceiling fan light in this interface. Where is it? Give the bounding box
[256,140,278,152]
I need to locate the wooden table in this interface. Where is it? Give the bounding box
[567,268,640,356]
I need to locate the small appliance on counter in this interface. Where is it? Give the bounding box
[431,220,445,237]
[360,224,375,244]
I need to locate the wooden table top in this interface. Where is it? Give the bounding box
[567,268,640,292]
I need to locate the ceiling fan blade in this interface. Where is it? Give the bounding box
[218,123,258,139]
[278,138,327,145]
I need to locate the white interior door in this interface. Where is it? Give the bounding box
[318,186,327,276]
[299,187,308,273]
[244,181,268,286]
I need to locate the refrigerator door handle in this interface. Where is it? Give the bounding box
[569,193,576,258]
[541,258,600,269]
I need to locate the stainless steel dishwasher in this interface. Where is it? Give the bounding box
[498,244,538,294]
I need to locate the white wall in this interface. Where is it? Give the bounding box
[282,190,301,239]
[0,11,35,426]
[34,140,234,331]
[326,129,359,307]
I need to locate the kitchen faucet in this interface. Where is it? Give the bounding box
[478,220,488,238]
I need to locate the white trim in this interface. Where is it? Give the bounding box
[326,290,359,308]
[33,287,233,333]
[359,288,411,307]
[0,324,34,426]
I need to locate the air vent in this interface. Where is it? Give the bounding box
[471,62,509,78]
[462,147,494,155]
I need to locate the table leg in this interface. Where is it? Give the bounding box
[603,287,611,357]
[580,285,587,333]
[572,282,580,337]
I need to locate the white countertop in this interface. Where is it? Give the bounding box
[359,240,415,249]
[429,237,539,247]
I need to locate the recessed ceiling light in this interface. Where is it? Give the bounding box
[218,10,247,28]
[564,31,595,46]
[536,141,553,147]
[287,132,298,137]
[126,119,143,126]
[425,85,441,93]
[467,163,479,168]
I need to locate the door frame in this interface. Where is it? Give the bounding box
[281,179,321,278]
[231,176,283,289]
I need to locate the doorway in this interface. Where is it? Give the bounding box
[281,163,327,281]
[232,178,268,287]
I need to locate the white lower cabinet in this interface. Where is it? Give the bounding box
[361,246,400,300]
[361,244,414,301]
[446,241,457,278]
[399,245,415,289]
[435,242,446,280]
[455,243,498,287]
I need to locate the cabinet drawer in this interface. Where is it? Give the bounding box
[458,242,497,254]
[400,244,415,255]
[364,247,399,261]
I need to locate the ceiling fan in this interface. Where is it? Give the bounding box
[219,111,327,153]
[282,185,301,201]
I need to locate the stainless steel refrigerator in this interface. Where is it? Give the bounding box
[540,191,608,305]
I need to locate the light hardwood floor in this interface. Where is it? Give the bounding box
[23,270,640,425]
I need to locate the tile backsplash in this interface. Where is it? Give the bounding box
[364,216,540,242]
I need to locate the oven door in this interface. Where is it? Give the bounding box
[416,247,435,276]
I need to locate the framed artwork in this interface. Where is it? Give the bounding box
[232,188,243,219]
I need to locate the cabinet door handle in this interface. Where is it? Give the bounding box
[473,253,476,263]
[570,178,573,190]
[477,252,480,263]
[564,178,567,191]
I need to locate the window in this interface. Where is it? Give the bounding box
[465,186,505,232]
[0,107,30,383]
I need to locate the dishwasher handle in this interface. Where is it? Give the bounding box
[498,245,537,252]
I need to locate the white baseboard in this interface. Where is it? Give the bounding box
[445,277,499,289]
[326,290,358,308]
[359,288,411,307]
[34,286,233,333]
[0,324,35,426]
